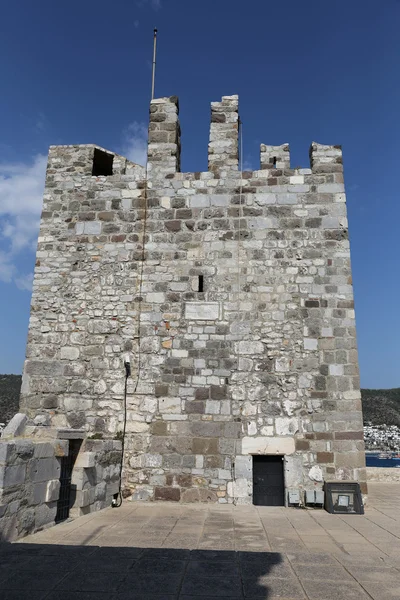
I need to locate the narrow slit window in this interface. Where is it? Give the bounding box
[198,275,204,292]
[92,149,113,176]
[272,156,277,168]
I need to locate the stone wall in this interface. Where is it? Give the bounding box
[0,415,121,540]
[0,434,65,541]
[70,438,122,518]
[20,94,366,504]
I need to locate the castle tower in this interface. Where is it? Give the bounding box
[20,95,366,504]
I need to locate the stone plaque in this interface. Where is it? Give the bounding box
[185,302,220,321]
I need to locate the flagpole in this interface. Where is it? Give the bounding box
[151,28,157,100]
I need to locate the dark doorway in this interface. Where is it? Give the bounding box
[55,439,82,523]
[253,455,284,506]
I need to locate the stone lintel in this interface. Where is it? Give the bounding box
[242,436,295,455]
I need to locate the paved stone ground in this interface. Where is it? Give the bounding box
[1,483,399,600]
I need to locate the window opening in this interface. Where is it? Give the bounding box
[198,275,204,292]
[92,148,113,176]
[272,156,277,168]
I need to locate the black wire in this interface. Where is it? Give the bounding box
[112,365,129,508]
[112,172,148,509]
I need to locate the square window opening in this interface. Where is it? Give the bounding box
[92,148,113,176]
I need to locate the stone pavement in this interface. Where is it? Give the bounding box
[0,482,399,600]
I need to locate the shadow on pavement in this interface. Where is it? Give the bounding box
[0,541,304,600]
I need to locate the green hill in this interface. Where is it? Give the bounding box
[0,374,22,424]
[0,374,399,427]
[361,388,400,427]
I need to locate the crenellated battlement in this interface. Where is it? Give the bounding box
[309,141,343,173]
[145,94,344,179]
[147,96,181,179]
[260,144,290,170]
[45,96,344,183]
[208,95,239,175]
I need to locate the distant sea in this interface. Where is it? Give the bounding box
[366,452,400,468]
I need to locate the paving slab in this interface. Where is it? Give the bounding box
[0,482,398,599]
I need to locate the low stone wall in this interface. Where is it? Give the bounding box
[0,436,67,541]
[0,414,122,541]
[70,438,122,518]
[366,467,400,483]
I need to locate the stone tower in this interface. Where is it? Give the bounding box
[20,95,366,504]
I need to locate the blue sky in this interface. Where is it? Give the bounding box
[0,0,399,388]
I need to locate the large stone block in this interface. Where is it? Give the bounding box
[154,486,181,502]
[1,463,26,488]
[45,479,61,502]
[192,438,218,454]
[30,482,47,505]
[34,443,56,459]
[242,436,295,456]
[25,361,64,377]
[227,478,252,499]
[75,488,95,508]
[181,488,218,503]
[185,302,220,321]
[75,452,96,469]
[0,441,15,464]
[275,417,299,436]
[285,455,303,488]
[131,486,153,501]
[54,440,69,457]
[158,397,181,413]
[235,341,264,355]
[234,455,252,479]
[60,346,80,360]
[35,502,57,529]
[2,414,28,438]
[31,458,60,483]
[191,421,224,438]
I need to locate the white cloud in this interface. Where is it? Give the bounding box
[0,154,46,291]
[0,154,47,221]
[121,121,148,166]
[15,272,34,291]
[0,250,15,284]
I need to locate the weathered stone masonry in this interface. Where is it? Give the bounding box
[0,413,121,541]
[20,94,366,504]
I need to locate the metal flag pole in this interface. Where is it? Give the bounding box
[151,28,157,100]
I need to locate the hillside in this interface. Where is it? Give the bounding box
[0,374,22,424]
[0,374,399,427]
[361,388,400,427]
